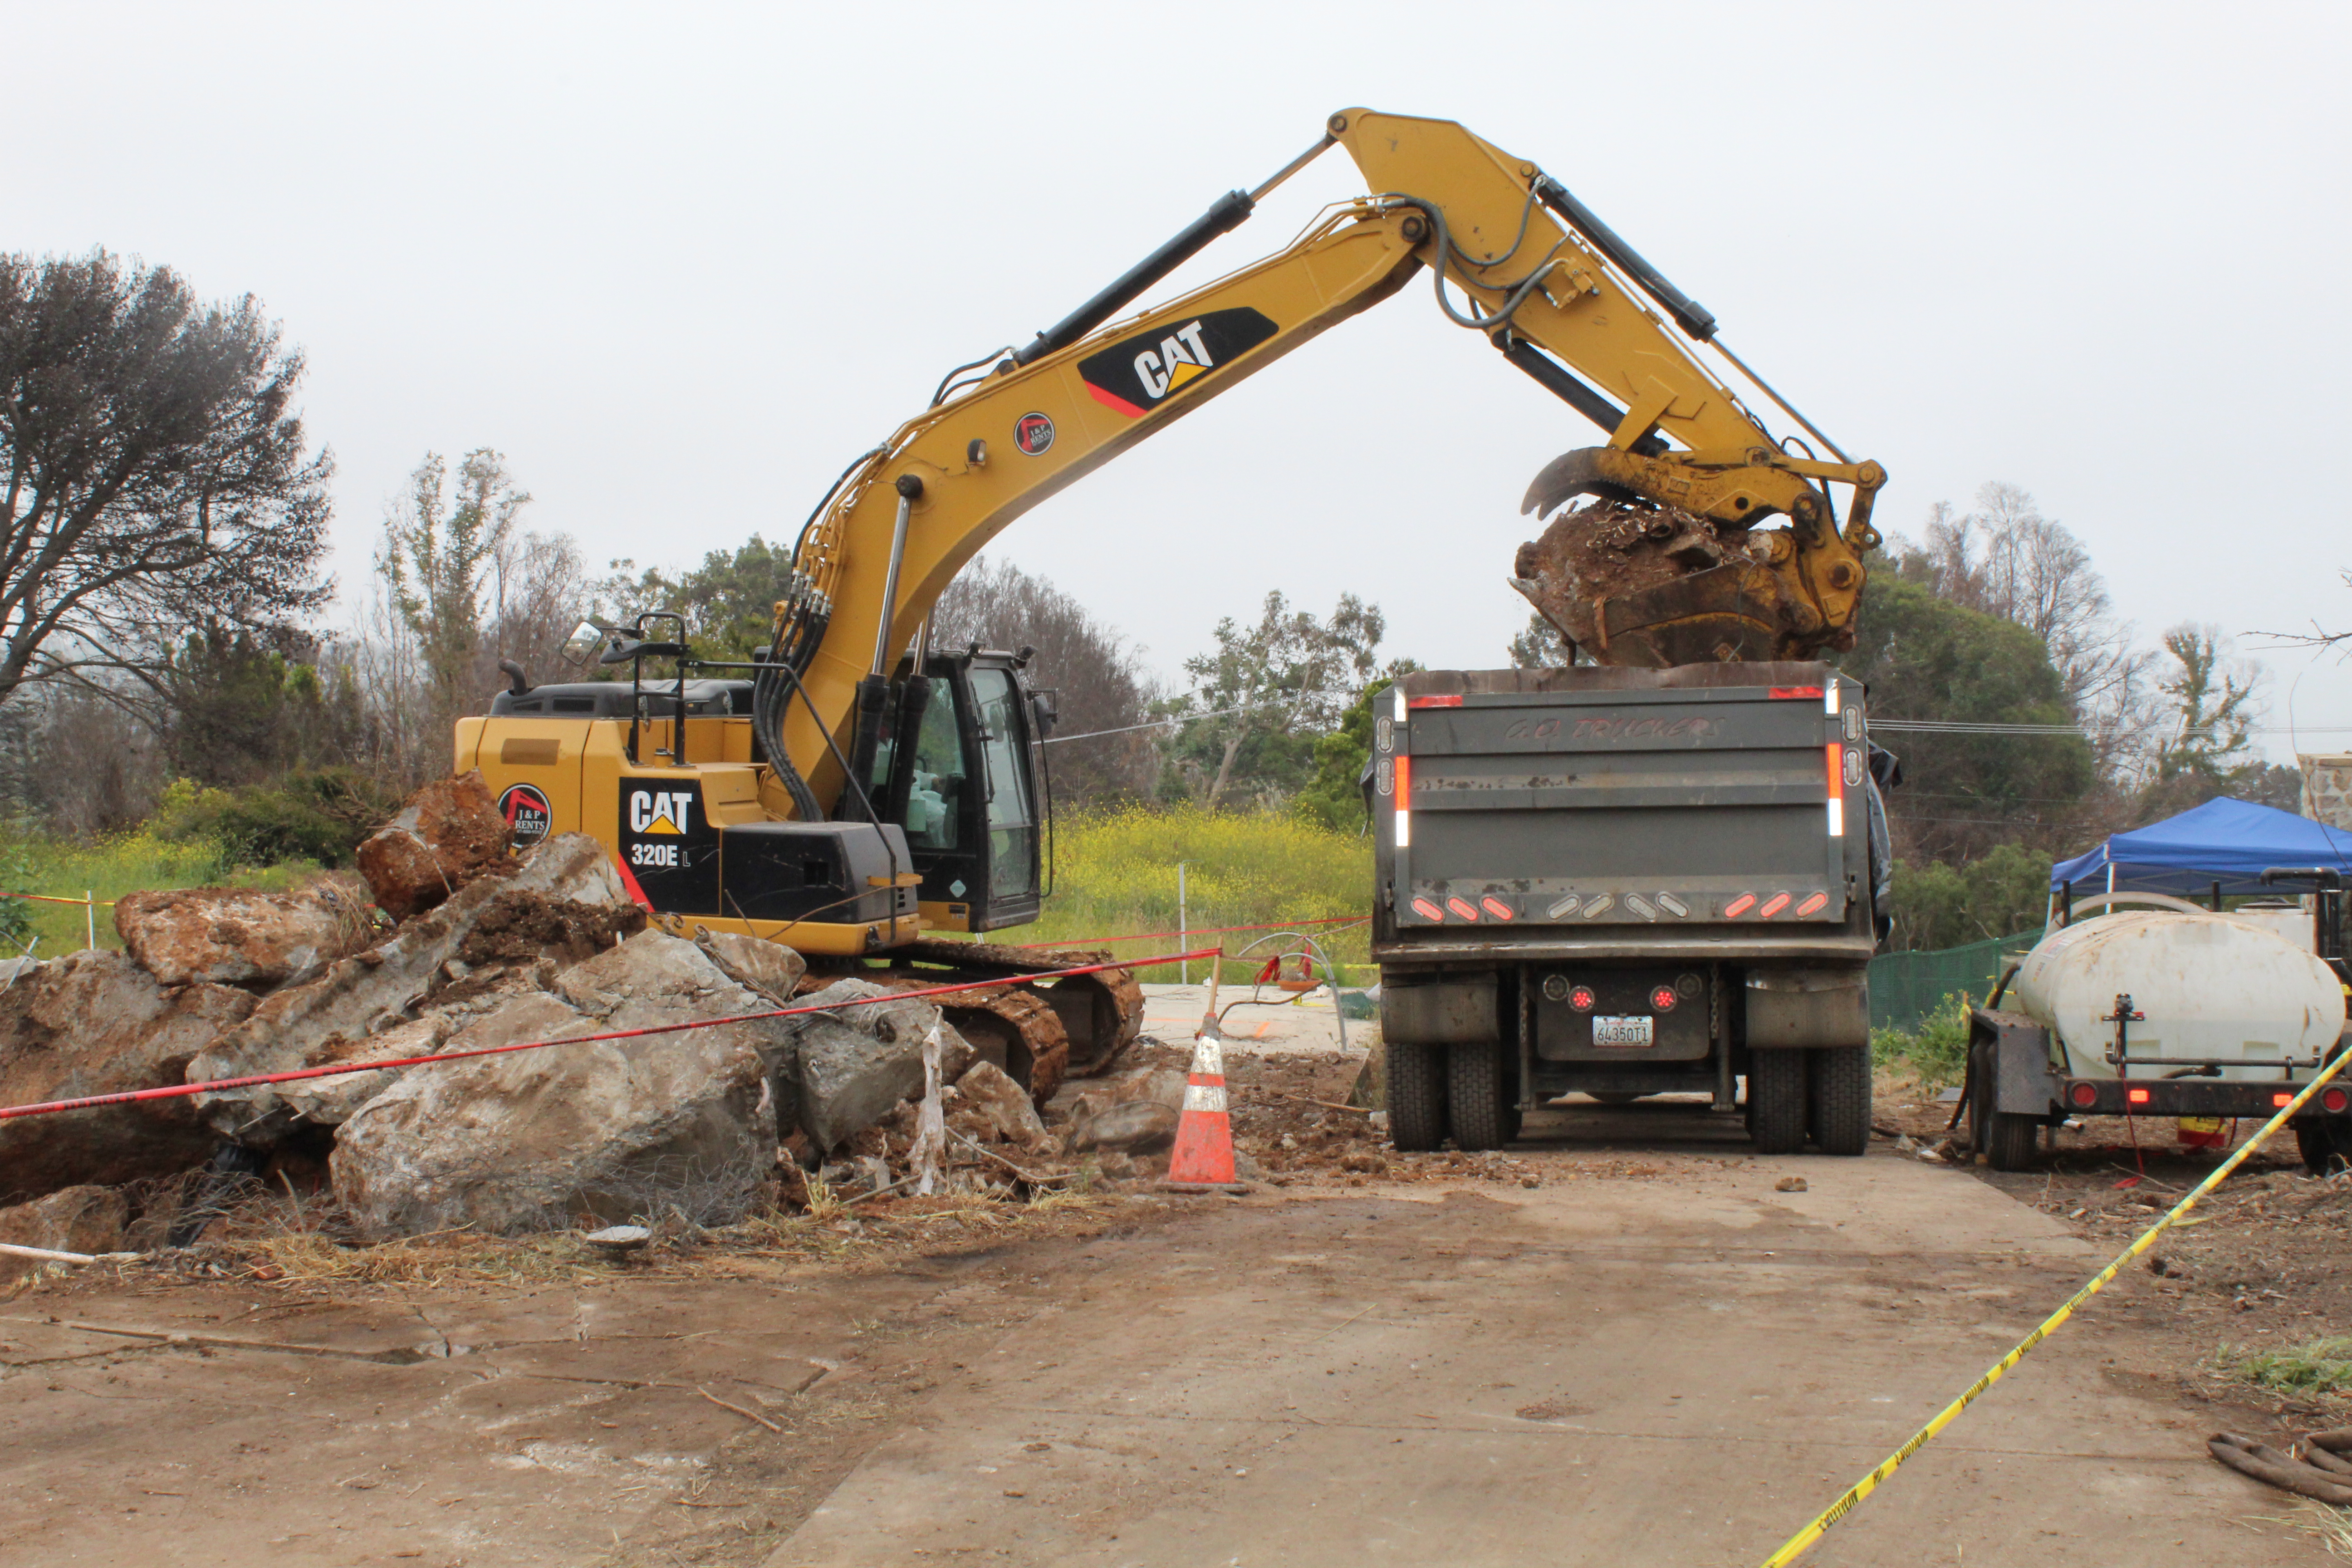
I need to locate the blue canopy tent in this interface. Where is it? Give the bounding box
[2049,796,2352,898]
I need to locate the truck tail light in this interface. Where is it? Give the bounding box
[1650,985,1678,1011]
[1769,686,1823,700]
[2068,1082,2098,1108]
[2127,1087,2151,1105]
[1759,892,1791,919]
[1795,892,1828,917]
[1826,742,1844,837]
[1569,985,1595,1012]
[2325,1087,2351,1114]
[1446,897,1480,921]
[1393,755,1411,848]
[1411,897,1443,921]
[2274,1091,2297,1108]
[1724,893,1756,918]
[1481,896,1515,921]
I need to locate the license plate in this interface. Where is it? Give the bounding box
[1592,1015,1654,1048]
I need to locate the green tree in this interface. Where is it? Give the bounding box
[1294,661,1422,833]
[378,450,529,729]
[2130,623,2291,821]
[603,536,799,662]
[1835,573,2095,862]
[1509,612,1574,669]
[1885,843,2052,951]
[1171,591,1384,810]
[164,622,361,787]
[0,250,332,710]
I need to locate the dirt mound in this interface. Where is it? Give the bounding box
[1512,498,1796,666]
[456,889,647,965]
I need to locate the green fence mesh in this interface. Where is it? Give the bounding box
[1867,931,2044,1034]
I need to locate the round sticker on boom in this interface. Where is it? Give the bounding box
[1014,411,1055,456]
[499,783,553,846]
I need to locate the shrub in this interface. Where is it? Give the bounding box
[1871,990,1972,1089]
[150,768,396,869]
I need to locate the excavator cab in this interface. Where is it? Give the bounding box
[854,647,1053,934]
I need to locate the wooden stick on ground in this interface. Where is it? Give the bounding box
[695,1384,783,1433]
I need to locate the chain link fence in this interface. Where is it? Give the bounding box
[1867,931,2044,1034]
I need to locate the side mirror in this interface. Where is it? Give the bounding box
[1030,688,1060,738]
[560,621,603,668]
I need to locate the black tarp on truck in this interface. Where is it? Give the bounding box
[1371,662,1890,1156]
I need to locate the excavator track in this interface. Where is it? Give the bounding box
[922,984,1071,1105]
[880,939,1145,1098]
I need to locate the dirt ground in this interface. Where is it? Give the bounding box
[8,1034,2351,1566]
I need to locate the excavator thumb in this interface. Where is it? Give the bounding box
[1515,445,1870,666]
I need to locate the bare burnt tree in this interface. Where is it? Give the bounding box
[931,557,1161,809]
[0,251,332,710]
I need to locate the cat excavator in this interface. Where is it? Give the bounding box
[458,107,1885,1099]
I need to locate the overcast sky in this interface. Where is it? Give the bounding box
[8,1,2347,757]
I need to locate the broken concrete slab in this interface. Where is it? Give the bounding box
[113,880,373,989]
[0,952,256,1201]
[1068,1098,1181,1154]
[0,1184,128,1286]
[791,978,965,1154]
[330,938,781,1239]
[951,1059,1051,1152]
[187,833,629,1144]
[357,769,512,921]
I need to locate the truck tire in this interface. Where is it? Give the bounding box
[1387,1039,1448,1152]
[1808,1046,1872,1156]
[1984,1112,2039,1171]
[1448,1040,1512,1151]
[2297,1122,2352,1176]
[1749,1049,1807,1155]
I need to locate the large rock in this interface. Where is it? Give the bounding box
[358,770,512,921]
[951,1059,1052,1153]
[187,833,629,1143]
[274,1014,453,1127]
[330,933,781,1238]
[0,954,255,1202]
[693,929,807,1004]
[0,1185,128,1285]
[114,881,371,989]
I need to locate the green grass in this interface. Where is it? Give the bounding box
[1871,990,1972,1090]
[1017,805,1373,985]
[2224,1337,2352,1396]
[0,828,326,958]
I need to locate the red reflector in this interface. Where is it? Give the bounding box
[1411,897,1444,921]
[2069,1082,2098,1108]
[1568,985,1595,1012]
[1724,893,1756,918]
[1759,892,1791,919]
[2326,1087,2351,1114]
[1768,686,1824,699]
[1409,695,1463,708]
[2275,1091,2298,1108]
[1446,896,1481,921]
[1795,892,1829,918]
[1651,985,1677,1011]
[1480,896,1515,921]
[2127,1087,2151,1105]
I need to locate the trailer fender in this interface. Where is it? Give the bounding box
[1381,972,1501,1044]
[1744,968,1868,1049]
[1971,1008,2062,1116]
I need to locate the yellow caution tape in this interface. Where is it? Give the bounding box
[1757,1049,2352,1567]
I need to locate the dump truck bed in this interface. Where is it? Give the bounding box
[1372,662,1877,969]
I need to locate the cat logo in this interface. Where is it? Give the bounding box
[1078,307,1278,419]
[628,790,694,834]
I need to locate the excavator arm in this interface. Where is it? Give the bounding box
[761,108,1884,812]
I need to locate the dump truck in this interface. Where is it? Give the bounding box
[1372,662,1891,1156]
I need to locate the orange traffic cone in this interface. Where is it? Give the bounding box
[1163,1026,1246,1192]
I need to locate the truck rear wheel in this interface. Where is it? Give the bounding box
[1984,1112,2039,1171]
[1749,1049,1807,1155]
[1448,1041,1512,1151]
[1808,1045,1872,1156]
[2298,1122,2352,1176]
[1387,1039,1448,1152]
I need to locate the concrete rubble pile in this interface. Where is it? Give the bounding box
[0,768,1186,1255]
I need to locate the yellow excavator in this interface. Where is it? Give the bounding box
[458,107,1884,1096]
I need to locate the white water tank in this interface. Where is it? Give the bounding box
[2012,910,2345,1081]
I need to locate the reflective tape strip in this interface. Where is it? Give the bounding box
[1394,755,1412,848]
[1191,1034,1225,1077]
[1183,1082,1229,1113]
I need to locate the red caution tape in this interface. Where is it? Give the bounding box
[0,947,1223,1123]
